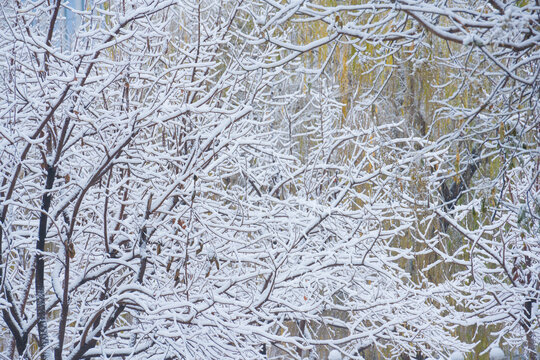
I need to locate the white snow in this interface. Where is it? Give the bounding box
[329,349,342,360]
[462,35,473,46]
[489,347,505,360]
[449,352,464,360]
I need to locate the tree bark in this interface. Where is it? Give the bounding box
[36,163,56,359]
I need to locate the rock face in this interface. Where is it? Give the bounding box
[489,347,505,360]
[449,352,464,360]
[328,349,342,360]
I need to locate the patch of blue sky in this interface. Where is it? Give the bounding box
[63,0,84,49]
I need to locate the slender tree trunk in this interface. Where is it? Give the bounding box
[522,248,537,360]
[524,298,537,360]
[36,163,56,359]
[527,333,536,360]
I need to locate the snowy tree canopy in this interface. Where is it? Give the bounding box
[0,0,538,359]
